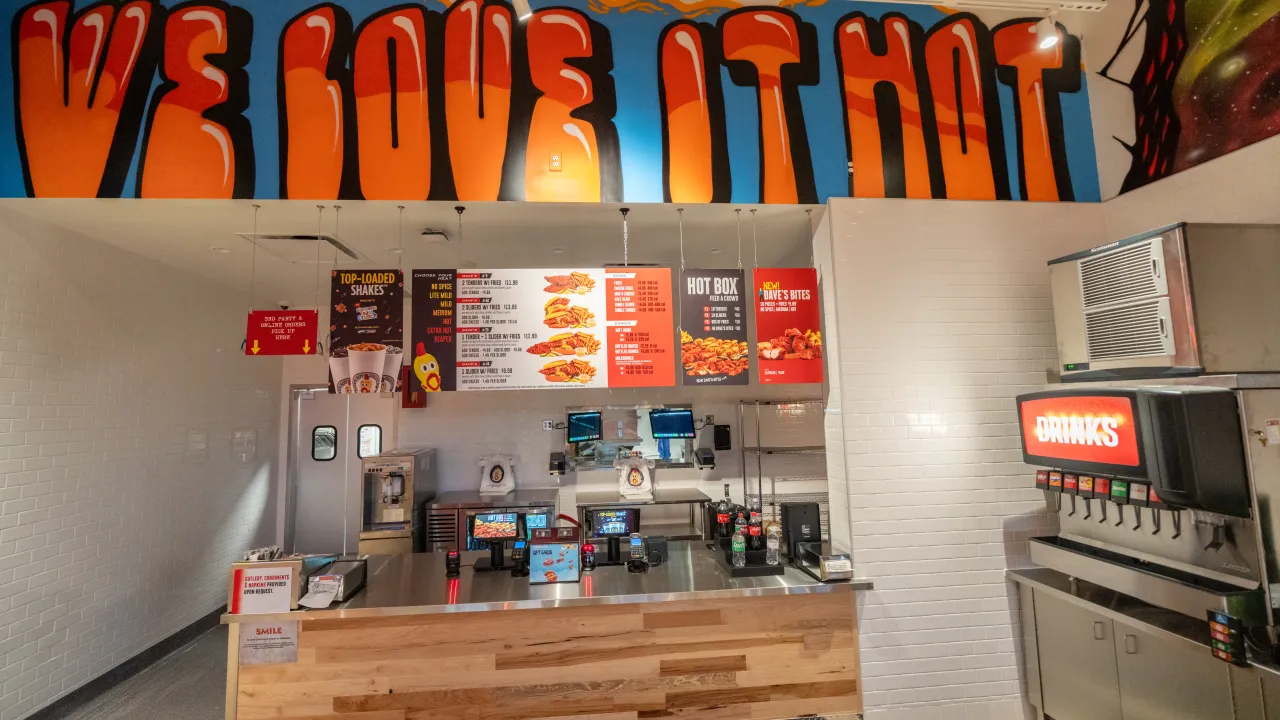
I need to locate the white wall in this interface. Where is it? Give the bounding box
[824,197,1107,719]
[0,209,281,720]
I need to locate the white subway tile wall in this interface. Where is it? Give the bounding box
[825,198,1107,719]
[0,209,281,719]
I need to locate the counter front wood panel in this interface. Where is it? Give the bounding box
[234,591,861,720]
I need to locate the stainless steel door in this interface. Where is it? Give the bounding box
[288,389,395,555]
[1113,620,1233,720]
[1034,589,1123,720]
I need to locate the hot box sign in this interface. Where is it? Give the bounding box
[753,268,823,384]
[1018,393,1141,469]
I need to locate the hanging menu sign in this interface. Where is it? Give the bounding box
[680,269,749,386]
[411,269,676,391]
[329,270,405,394]
[410,270,457,393]
[457,270,606,390]
[606,267,675,388]
[754,268,823,384]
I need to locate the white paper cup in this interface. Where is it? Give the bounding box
[381,346,404,393]
[327,353,351,394]
[347,343,387,394]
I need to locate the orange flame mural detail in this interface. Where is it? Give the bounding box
[15,1,157,198]
[444,0,513,201]
[280,5,351,200]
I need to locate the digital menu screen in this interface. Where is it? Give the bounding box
[567,411,603,443]
[591,509,638,537]
[650,408,696,439]
[473,513,519,540]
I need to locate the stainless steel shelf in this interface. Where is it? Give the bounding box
[742,446,826,455]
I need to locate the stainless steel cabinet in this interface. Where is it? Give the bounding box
[1034,589,1124,720]
[1112,619,1233,720]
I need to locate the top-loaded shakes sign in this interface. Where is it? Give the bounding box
[1,1,1100,203]
[1018,393,1141,469]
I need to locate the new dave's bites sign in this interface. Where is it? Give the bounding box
[1018,394,1141,468]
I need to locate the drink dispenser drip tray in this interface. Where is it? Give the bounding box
[1029,536,1264,625]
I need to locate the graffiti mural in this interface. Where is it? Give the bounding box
[1099,0,1280,193]
[1,0,1101,202]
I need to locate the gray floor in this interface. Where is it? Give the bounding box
[61,626,226,720]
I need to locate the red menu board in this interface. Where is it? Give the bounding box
[605,268,675,388]
[753,268,823,384]
[244,310,318,356]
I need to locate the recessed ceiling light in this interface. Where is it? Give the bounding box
[387,247,404,254]
[210,246,231,254]
[552,247,566,254]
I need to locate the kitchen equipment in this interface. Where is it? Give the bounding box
[781,502,822,559]
[307,558,367,602]
[426,489,559,552]
[359,448,437,555]
[794,544,854,582]
[1048,223,1280,381]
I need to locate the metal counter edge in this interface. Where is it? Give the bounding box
[221,579,874,624]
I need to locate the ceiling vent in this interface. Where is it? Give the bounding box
[233,233,367,264]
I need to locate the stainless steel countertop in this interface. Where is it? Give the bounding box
[224,541,871,624]
[574,487,712,507]
[429,489,560,510]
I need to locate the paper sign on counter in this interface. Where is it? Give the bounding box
[238,621,298,665]
[230,566,293,614]
[299,578,341,609]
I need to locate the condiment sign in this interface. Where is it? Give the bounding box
[1018,394,1141,468]
[230,566,293,615]
[244,310,318,356]
[753,268,823,384]
[329,270,404,394]
[680,269,748,385]
[410,269,675,391]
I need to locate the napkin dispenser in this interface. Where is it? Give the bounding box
[308,558,368,602]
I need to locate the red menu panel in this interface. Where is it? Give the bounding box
[245,310,318,356]
[605,268,675,388]
[1020,395,1141,467]
[754,268,823,384]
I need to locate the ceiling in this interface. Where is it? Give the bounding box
[0,199,822,308]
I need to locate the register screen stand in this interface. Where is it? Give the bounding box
[471,513,519,572]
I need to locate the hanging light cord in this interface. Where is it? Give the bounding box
[735,208,742,270]
[806,208,814,269]
[248,204,260,311]
[621,207,630,266]
[397,205,405,271]
[332,205,342,271]
[314,205,325,308]
[455,206,465,266]
[677,208,685,272]
[751,208,758,269]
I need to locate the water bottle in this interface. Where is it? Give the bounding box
[765,525,781,566]
[731,527,747,568]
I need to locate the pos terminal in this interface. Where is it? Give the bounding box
[471,512,520,572]
[587,508,640,566]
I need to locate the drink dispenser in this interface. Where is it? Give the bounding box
[1017,387,1251,519]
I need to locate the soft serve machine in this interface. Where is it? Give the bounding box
[359,448,437,555]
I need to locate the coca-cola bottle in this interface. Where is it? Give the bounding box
[748,500,764,552]
[716,484,732,539]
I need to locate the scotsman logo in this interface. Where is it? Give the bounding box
[1034,415,1120,448]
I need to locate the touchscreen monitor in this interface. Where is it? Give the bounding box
[590,508,639,537]
[649,408,696,439]
[567,411,603,443]
[472,512,519,540]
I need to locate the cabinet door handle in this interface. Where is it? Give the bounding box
[1125,634,1137,654]
[1093,621,1106,640]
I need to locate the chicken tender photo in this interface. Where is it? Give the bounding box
[758,329,823,361]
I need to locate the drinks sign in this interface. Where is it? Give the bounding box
[329,270,404,394]
[1018,393,1142,469]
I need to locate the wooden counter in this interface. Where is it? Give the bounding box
[225,545,864,719]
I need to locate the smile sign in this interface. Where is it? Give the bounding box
[1018,394,1141,469]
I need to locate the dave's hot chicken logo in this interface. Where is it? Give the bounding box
[1019,395,1141,467]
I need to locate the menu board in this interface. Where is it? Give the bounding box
[329,270,404,394]
[412,268,676,391]
[679,269,748,385]
[753,268,823,384]
[605,268,675,388]
[410,270,457,393]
